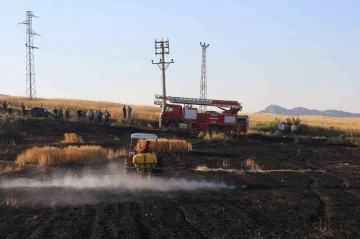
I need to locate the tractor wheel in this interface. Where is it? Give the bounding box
[153,157,163,174]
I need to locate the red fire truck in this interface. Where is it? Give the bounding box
[153,94,249,135]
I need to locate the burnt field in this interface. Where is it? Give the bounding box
[0,119,360,238]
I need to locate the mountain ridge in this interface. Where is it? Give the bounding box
[257,105,360,117]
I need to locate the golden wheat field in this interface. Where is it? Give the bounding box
[1,96,160,121]
[1,95,359,132]
[15,145,124,167]
[248,114,360,132]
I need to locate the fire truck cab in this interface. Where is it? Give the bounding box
[154,95,249,135]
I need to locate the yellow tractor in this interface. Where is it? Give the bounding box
[124,133,163,178]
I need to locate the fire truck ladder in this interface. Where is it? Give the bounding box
[154,94,242,110]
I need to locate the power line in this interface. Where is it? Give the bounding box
[16,17,360,43]
[199,42,209,113]
[18,11,40,99]
[152,38,174,107]
[2,39,360,62]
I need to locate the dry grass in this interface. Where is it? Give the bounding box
[195,158,262,174]
[61,133,84,144]
[117,147,128,156]
[135,138,192,153]
[195,165,243,174]
[327,136,360,146]
[16,145,122,167]
[249,113,360,133]
[0,162,17,174]
[5,194,17,207]
[0,95,160,121]
[244,158,262,172]
[0,139,15,146]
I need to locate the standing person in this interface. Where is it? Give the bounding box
[104,110,111,126]
[98,110,103,125]
[123,105,126,119]
[77,108,82,122]
[65,107,70,120]
[21,102,26,117]
[53,107,58,118]
[277,121,283,137]
[281,123,285,137]
[127,105,132,120]
[6,101,12,115]
[291,123,298,138]
[87,109,94,124]
[2,101,6,114]
[58,107,64,119]
[93,110,98,125]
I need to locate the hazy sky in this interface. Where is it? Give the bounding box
[1,0,359,113]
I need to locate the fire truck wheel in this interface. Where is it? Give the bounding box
[222,126,232,135]
[209,125,221,133]
[168,122,177,131]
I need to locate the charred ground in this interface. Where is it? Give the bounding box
[0,119,360,238]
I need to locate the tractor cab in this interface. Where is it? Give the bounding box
[124,133,163,178]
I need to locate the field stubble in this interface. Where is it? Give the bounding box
[0,120,359,238]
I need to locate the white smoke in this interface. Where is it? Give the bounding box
[0,173,235,191]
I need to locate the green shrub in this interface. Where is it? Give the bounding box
[256,121,278,133]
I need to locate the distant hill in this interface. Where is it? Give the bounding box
[257,105,360,118]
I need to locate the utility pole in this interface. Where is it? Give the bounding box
[200,42,209,113]
[152,38,174,107]
[19,11,40,99]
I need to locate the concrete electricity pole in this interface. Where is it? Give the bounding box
[19,11,40,99]
[200,42,209,113]
[152,38,174,106]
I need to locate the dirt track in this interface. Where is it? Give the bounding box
[0,120,360,238]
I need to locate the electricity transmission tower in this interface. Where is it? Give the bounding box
[19,11,40,99]
[199,42,209,112]
[152,38,174,106]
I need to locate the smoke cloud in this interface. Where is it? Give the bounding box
[0,162,236,205]
[0,173,235,191]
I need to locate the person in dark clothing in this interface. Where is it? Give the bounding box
[77,108,82,122]
[53,107,58,118]
[65,107,70,120]
[98,110,103,125]
[123,105,126,119]
[2,101,7,114]
[58,107,64,119]
[21,102,26,117]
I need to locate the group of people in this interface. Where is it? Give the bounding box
[2,101,12,114]
[1,101,134,125]
[122,105,133,120]
[51,105,134,126]
[278,121,298,138]
[52,106,70,120]
[80,108,111,126]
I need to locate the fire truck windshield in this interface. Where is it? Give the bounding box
[162,105,173,113]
